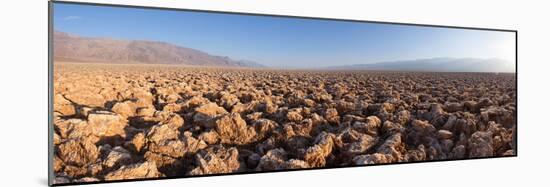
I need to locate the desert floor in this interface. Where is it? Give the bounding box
[52,63,516,184]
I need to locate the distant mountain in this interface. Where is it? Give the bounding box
[327,58,515,72]
[53,31,265,68]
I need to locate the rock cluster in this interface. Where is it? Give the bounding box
[53,63,516,184]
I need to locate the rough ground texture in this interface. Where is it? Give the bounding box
[53,63,516,184]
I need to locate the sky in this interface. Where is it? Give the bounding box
[53,3,516,69]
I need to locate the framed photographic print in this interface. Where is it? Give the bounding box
[49,1,517,186]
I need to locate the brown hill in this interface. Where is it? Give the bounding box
[53,31,263,67]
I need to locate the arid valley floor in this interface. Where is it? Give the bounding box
[52,63,517,184]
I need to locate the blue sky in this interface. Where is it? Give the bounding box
[53,3,515,68]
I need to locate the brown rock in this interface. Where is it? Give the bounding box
[215,113,257,145]
[395,110,411,125]
[189,146,240,175]
[87,163,103,176]
[53,155,64,172]
[324,108,339,124]
[55,119,87,139]
[442,115,457,130]
[87,111,128,138]
[336,100,355,114]
[303,99,316,107]
[102,146,132,169]
[476,98,493,109]
[130,132,146,152]
[410,119,436,134]
[381,102,395,113]
[104,161,162,180]
[53,176,71,184]
[252,118,279,140]
[452,145,466,159]
[303,132,335,167]
[164,94,180,104]
[286,111,303,122]
[426,103,445,121]
[54,94,76,116]
[262,100,278,114]
[343,132,377,156]
[65,91,105,108]
[502,149,515,156]
[75,106,94,118]
[405,145,427,161]
[181,131,209,153]
[468,131,494,158]
[284,159,310,169]
[352,116,381,136]
[136,107,156,117]
[54,132,61,145]
[256,148,288,171]
[219,92,240,109]
[376,133,404,161]
[193,102,228,127]
[353,153,393,165]
[143,151,183,176]
[146,125,206,158]
[146,124,179,145]
[334,128,377,158]
[58,138,99,167]
[231,101,260,114]
[444,102,463,113]
[246,112,263,121]
[198,130,220,145]
[463,100,478,112]
[438,130,454,139]
[74,177,100,183]
[111,101,136,117]
[382,120,403,134]
[155,111,184,129]
[64,165,88,178]
[162,103,182,113]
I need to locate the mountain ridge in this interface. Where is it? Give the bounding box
[53,31,265,68]
[326,57,515,73]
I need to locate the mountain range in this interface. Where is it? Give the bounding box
[326,58,515,72]
[53,31,265,67]
[54,31,514,72]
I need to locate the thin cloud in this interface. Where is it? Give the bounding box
[63,16,81,20]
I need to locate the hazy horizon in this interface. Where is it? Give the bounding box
[53,3,516,71]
